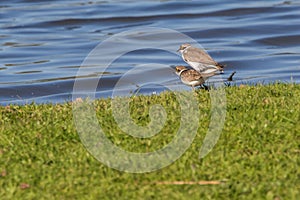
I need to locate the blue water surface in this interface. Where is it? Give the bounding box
[0,0,299,104]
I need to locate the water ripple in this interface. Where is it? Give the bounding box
[0,0,299,104]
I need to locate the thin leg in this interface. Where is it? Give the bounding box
[200,84,209,90]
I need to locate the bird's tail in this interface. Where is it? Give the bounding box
[216,63,225,73]
[216,63,225,69]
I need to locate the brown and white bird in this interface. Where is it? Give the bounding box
[177,43,224,74]
[175,66,209,90]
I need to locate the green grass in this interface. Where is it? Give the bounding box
[0,83,299,199]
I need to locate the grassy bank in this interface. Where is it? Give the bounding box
[0,83,299,199]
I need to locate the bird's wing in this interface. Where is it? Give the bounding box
[183,47,217,65]
[183,70,206,83]
[187,61,216,72]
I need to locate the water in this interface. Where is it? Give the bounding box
[1,0,300,104]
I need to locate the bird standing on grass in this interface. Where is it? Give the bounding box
[175,66,209,90]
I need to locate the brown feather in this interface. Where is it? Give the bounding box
[180,70,205,83]
[183,46,217,65]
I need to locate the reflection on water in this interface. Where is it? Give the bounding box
[0,0,299,104]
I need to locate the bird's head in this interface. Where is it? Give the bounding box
[177,43,191,52]
[175,65,187,75]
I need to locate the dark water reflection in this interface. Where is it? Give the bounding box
[0,0,299,104]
